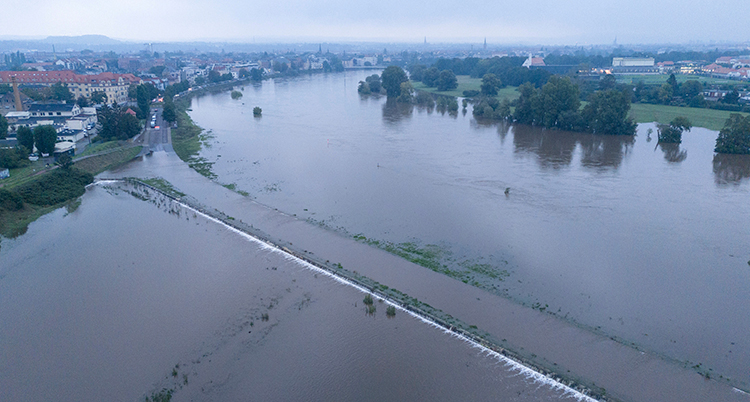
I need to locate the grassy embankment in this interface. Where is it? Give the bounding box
[0,142,142,238]
[170,99,217,180]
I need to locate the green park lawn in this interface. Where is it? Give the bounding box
[628,103,746,131]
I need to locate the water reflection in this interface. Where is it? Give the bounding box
[713,153,750,185]
[579,134,635,170]
[381,98,413,124]
[512,125,578,169]
[658,143,688,163]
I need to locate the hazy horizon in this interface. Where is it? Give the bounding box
[4,0,750,46]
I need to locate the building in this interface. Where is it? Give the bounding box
[0,71,140,105]
[611,57,658,74]
[522,54,546,68]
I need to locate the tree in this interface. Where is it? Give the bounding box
[250,68,263,81]
[680,80,703,99]
[17,126,34,152]
[57,154,73,169]
[149,65,167,76]
[715,113,750,154]
[365,74,382,93]
[127,84,137,100]
[162,99,176,123]
[534,76,581,130]
[76,96,89,108]
[480,73,501,96]
[422,67,440,87]
[357,81,371,94]
[381,66,408,98]
[436,70,458,91]
[581,89,636,135]
[721,90,739,104]
[396,81,414,103]
[136,85,150,119]
[208,69,221,82]
[657,117,692,143]
[51,82,73,102]
[667,73,678,90]
[657,83,674,104]
[118,113,141,139]
[408,64,426,82]
[599,74,617,90]
[98,105,142,141]
[0,147,29,169]
[253,107,262,116]
[0,114,7,139]
[33,125,57,155]
[90,91,108,104]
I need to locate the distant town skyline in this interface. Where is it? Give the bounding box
[4,0,750,45]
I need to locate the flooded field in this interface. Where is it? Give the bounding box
[185,71,750,389]
[0,182,590,401]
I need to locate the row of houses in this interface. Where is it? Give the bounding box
[0,70,171,107]
[5,103,97,142]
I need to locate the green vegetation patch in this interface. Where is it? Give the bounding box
[13,168,93,206]
[140,177,186,198]
[171,105,217,180]
[76,140,122,157]
[352,234,511,292]
[630,103,747,131]
[74,146,142,175]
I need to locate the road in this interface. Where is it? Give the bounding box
[138,107,174,154]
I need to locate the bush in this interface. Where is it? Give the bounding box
[386,305,396,317]
[0,147,30,169]
[14,168,93,206]
[253,107,262,117]
[0,188,23,211]
[363,294,374,305]
[462,90,480,97]
[230,90,243,99]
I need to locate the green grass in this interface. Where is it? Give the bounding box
[76,140,122,157]
[0,160,51,190]
[616,74,746,87]
[629,103,747,131]
[74,146,142,175]
[412,76,520,101]
[171,106,217,180]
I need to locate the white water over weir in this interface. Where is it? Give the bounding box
[98,178,598,401]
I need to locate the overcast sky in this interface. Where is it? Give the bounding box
[4,0,750,45]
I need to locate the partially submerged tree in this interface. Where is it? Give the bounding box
[381,66,408,98]
[715,113,750,154]
[657,117,692,143]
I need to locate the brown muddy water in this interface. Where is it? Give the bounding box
[0,182,590,401]
[184,71,750,391]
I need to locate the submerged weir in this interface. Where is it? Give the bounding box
[103,178,599,401]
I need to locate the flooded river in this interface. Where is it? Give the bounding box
[2,70,749,401]
[186,71,750,389]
